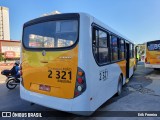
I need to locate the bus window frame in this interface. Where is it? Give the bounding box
[92,23,130,66]
[110,35,118,62]
[92,26,110,65]
[118,39,125,60]
[129,43,134,58]
[22,13,80,51]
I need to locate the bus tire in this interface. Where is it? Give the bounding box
[116,75,123,96]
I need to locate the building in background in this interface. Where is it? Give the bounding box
[0,40,20,61]
[0,6,10,40]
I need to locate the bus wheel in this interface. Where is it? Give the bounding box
[117,75,123,96]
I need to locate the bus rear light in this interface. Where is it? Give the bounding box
[77,78,83,84]
[74,67,86,98]
[74,92,79,97]
[78,71,83,76]
[77,85,82,92]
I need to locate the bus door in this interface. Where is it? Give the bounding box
[126,43,130,79]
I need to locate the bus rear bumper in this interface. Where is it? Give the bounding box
[145,64,160,68]
[20,84,91,115]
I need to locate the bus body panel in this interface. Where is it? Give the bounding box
[129,58,135,77]
[146,49,160,64]
[21,14,80,99]
[21,46,78,99]
[87,62,123,111]
[79,17,133,111]
[117,60,127,84]
[20,83,91,114]
[145,64,160,68]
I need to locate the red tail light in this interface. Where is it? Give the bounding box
[77,78,83,84]
[74,67,86,97]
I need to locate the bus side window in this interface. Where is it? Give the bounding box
[98,30,109,64]
[92,28,98,59]
[92,27,109,64]
[110,36,118,61]
[119,39,125,60]
[130,44,134,58]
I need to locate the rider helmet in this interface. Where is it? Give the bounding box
[15,60,20,65]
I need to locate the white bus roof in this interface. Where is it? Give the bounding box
[79,12,134,43]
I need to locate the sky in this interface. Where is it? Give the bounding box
[0,0,160,44]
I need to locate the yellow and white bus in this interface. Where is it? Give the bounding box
[145,40,160,69]
[20,13,135,115]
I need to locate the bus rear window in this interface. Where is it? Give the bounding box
[147,41,160,51]
[23,20,78,48]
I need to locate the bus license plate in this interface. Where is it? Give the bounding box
[39,84,51,92]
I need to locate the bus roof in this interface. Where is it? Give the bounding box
[146,40,160,43]
[24,12,134,44]
[24,13,79,27]
[82,13,133,43]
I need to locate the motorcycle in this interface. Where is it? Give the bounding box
[1,69,20,89]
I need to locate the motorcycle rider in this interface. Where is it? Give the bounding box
[10,61,20,79]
